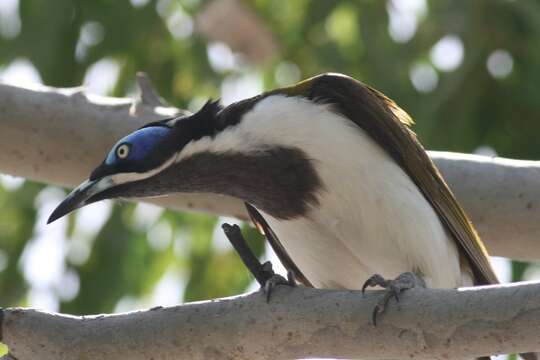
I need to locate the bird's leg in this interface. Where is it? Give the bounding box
[361,272,426,326]
[221,223,296,302]
[261,261,296,302]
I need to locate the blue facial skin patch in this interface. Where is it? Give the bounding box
[105,126,172,165]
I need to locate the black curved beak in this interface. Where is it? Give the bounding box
[47,179,104,224]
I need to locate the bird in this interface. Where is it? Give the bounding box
[48,73,519,358]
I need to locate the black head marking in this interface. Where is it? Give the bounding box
[213,95,263,131]
[90,100,225,181]
[91,147,324,220]
[173,99,223,140]
[52,89,328,224]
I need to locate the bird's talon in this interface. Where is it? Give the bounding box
[363,272,425,326]
[361,281,369,294]
[361,273,386,293]
[372,305,381,326]
[261,270,296,303]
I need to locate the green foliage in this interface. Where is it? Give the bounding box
[0,0,539,316]
[0,343,7,356]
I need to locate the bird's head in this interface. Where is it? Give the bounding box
[47,100,223,224]
[48,91,324,224]
[48,73,410,224]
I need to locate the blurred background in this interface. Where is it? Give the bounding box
[0,0,539,356]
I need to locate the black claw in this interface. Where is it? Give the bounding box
[361,276,376,294]
[372,305,380,326]
[361,280,370,294]
[262,271,296,303]
[361,274,386,295]
[363,272,425,326]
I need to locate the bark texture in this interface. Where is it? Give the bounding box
[0,81,247,219]
[1,282,540,359]
[1,82,539,259]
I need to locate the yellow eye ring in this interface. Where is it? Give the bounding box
[116,144,130,159]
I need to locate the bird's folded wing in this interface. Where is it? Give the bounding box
[302,74,498,285]
[366,85,498,285]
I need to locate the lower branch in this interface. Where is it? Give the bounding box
[1,282,540,360]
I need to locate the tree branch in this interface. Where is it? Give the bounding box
[1,282,540,359]
[0,81,539,259]
[131,72,168,110]
[0,81,247,219]
[431,152,540,261]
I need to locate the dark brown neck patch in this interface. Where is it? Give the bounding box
[98,147,323,220]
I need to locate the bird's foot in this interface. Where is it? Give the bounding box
[361,272,426,326]
[221,223,296,302]
[260,261,296,302]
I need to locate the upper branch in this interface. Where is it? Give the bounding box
[1,282,540,359]
[0,82,247,219]
[0,82,539,259]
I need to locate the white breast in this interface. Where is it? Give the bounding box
[185,94,467,289]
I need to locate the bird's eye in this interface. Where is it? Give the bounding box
[116,144,130,159]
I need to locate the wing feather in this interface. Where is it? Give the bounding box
[302,74,498,285]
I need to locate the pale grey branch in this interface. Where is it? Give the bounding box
[134,71,168,108]
[0,82,247,219]
[0,82,539,258]
[1,282,540,359]
[432,152,540,261]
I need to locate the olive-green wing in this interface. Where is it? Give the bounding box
[295,73,498,285]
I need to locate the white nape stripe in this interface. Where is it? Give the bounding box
[177,95,336,162]
[176,94,464,289]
